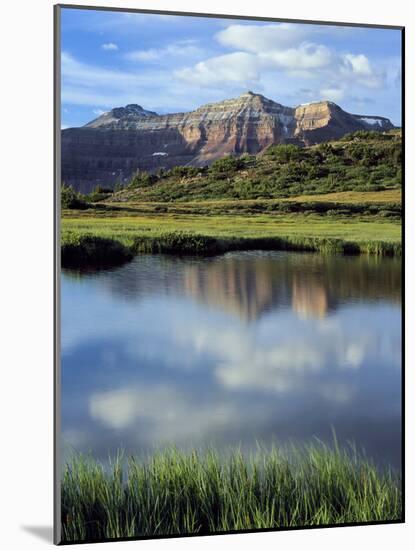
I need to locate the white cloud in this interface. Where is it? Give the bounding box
[260,42,332,70]
[126,40,203,62]
[101,42,118,51]
[216,25,332,73]
[320,87,345,102]
[176,23,386,97]
[339,53,385,88]
[92,108,106,116]
[216,23,310,53]
[343,53,372,76]
[216,25,333,82]
[175,52,260,87]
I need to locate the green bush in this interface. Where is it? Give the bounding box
[340,130,377,141]
[61,233,133,268]
[61,184,88,209]
[167,166,201,178]
[128,170,157,189]
[87,185,114,202]
[209,155,244,175]
[265,144,303,162]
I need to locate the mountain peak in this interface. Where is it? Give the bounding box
[121,104,158,114]
[238,90,271,102]
[85,104,158,128]
[124,103,143,111]
[193,91,290,120]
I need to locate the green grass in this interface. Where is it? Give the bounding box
[107,189,401,207]
[62,210,401,244]
[61,442,402,543]
[282,189,401,203]
[100,197,401,219]
[61,211,401,268]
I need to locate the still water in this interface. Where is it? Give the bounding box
[61,251,402,468]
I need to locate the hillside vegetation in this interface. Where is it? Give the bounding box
[98,130,402,203]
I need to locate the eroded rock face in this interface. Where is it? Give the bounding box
[61,92,394,192]
[294,101,393,144]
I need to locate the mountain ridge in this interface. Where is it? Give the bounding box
[62,91,395,192]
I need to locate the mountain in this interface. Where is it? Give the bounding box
[61,91,394,192]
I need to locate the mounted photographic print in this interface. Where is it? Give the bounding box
[54,4,404,545]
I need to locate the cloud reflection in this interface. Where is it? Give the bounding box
[61,252,401,465]
[89,385,250,444]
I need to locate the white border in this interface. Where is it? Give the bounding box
[1,0,413,548]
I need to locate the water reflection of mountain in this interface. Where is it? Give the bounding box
[76,252,401,321]
[292,274,331,319]
[183,257,290,321]
[183,253,400,320]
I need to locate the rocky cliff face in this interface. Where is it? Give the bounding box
[61,92,394,192]
[294,101,392,144]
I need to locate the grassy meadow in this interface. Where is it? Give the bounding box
[62,208,401,267]
[61,442,402,543]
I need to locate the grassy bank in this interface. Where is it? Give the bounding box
[62,209,402,246]
[61,444,402,543]
[61,210,401,268]
[61,233,133,269]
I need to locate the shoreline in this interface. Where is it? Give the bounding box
[61,231,402,269]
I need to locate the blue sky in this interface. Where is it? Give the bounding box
[60,7,402,128]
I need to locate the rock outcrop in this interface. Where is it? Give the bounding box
[61,92,394,192]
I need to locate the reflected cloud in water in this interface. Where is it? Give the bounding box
[61,251,401,467]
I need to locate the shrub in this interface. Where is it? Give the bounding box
[209,155,244,175]
[168,166,201,178]
[265,144,303,162]
[61,184,88,209]
[340,130,382,142]
[128,170,157,189]
[61,233,133,268]
[87,185,114,202]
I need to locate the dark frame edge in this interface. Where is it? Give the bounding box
[55,2,404,30]
[401,25,405,524]
[53,3,62,546]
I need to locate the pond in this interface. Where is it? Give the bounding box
[61,251,402,468]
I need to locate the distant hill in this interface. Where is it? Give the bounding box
[61,92,395,193]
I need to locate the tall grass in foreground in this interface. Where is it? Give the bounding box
[61,443,401,542]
